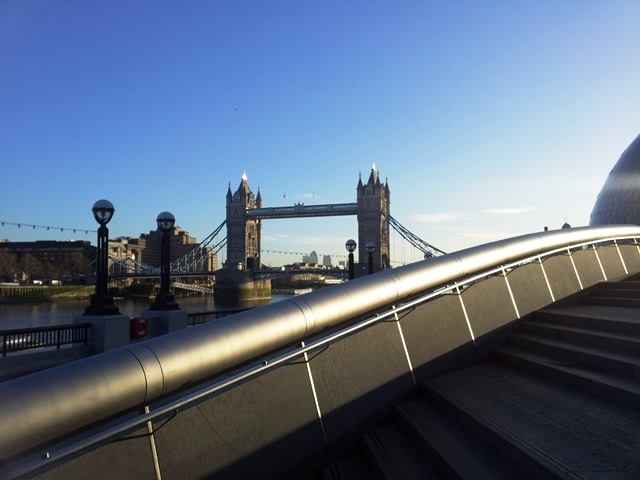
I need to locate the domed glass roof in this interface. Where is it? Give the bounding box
[590,132,640,226]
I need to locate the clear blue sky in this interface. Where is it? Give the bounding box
[1,1,639,265]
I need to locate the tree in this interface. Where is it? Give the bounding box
[0,251,18,281]
[19,253,44,280]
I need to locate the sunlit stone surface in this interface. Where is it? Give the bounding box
[591,133,640,226]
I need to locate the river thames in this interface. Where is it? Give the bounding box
[0,294,294,330]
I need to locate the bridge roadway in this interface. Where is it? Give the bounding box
[245,202,358,219]
[109,271,216,279]
[255,267,346,279]
[110,268,346,280]
[171,282,213,295]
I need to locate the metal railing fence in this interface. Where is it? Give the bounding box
[1,323,90,357]
[187,308,252,325]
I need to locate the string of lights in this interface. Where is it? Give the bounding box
[1,216,430,268]
[0,220,96,234]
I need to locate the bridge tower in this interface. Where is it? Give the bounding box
[225,172,261,271]
[357,164,390,272]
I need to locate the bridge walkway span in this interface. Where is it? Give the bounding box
[246,202,358,219]
[171,282,213,295]
[1,225,640,479]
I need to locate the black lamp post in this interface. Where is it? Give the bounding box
[345,239,356,280]
[84,200,120,316]
[366,242,376,275]
[150,211,179,311]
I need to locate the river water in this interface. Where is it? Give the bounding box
[0,295,293,330]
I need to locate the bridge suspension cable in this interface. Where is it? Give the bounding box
[387,215,446,259]
[109,256,156,274]
[169,220,226,272]
[105,214,442,274]
[170,236,227,274]
[108,220,227,276]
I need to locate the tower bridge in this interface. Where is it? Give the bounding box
[225,165,391,273]
[105,166,443,279]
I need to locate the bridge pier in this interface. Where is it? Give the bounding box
[213,269,271,306]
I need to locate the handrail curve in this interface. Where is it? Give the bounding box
[1,224,639,462]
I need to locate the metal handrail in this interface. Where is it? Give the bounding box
[1,323,91,357]
[388,214,446,257]
[1,225,639,468]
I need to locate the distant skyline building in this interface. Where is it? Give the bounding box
[139,226,196,266]
[0,240,96,282]
[302,251,319,264]
[322,255,332,267]
[112,236,147,265]
[109,226,217,273]
[309,251,319,265]
[0,224,219,282]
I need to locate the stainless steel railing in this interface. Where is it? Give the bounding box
[1,225,639,471]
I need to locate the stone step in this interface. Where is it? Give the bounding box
[422,363,640,479]
[493,345,640,408]
[591,288,640,299]
[395,398,527,480]
[520,321,640,356]
[362,424,440,480]
[583,296,640,308]
[535,306,640,335]
[322,449,376,480]
[507,332,640,379]
[598,281,640,290]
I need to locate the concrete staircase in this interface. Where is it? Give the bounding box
[323,275,640,480]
